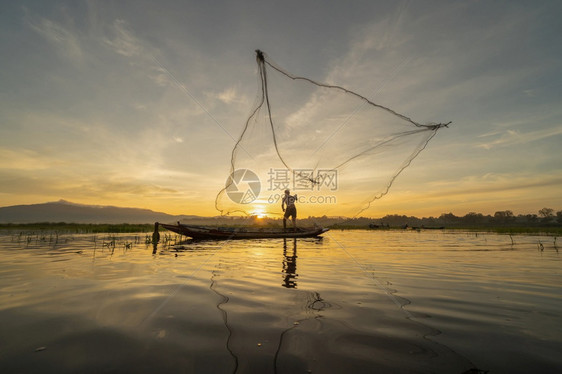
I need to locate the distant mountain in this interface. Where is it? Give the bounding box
[0,200,200,224]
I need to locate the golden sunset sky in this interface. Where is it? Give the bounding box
[1,1,561,218]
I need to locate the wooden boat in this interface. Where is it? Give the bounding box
[159,222,329,240]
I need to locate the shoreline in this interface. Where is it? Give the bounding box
[0,222,560,235]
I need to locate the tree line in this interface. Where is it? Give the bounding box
[364,207,562,228]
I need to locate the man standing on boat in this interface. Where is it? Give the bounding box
[282,189,297,230]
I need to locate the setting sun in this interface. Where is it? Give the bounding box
[251,205,268,219]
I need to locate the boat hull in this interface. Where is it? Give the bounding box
[159,223,329,240]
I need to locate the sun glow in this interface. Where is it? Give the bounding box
[251,205,268,219]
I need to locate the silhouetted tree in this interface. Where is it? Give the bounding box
[463,212,485,225]
[524,214,538,224]
[538,207,555,223]
[493,210,514,224]
[438,212,460,226]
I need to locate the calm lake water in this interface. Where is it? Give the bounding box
[0,230,560,373]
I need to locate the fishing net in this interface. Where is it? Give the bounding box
[215,50,449,219]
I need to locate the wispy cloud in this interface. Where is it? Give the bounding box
[0,148,68,170]
[80,177,179,196]
[148,66,175,87]
[425,172,562,197]
[102,19,189,95]
[476,125,562,149]
[26,13,83,61]
[207,86,245,104]
[102,19,170,89]
[372,171,562,216]
[103,19,144,57]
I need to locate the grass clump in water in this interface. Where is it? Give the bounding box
[0,222,153,234]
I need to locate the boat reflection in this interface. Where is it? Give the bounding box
[282,238,298,288]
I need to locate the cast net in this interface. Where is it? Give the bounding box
[215,50,450,219]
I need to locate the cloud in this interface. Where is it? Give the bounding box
[82,178,179,196]
[103,19,144,57]
[203,86,251,110]
[476,125,562,150]
[372,171,562,216]
[427,172,562,197]
[0,173,176,200]
[0,148,68,171]
[213,87,239,104]
[102,19,174,90]
[148,66,175,87]
[26,14,83,61]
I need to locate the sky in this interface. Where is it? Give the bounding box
[1,0,561,218]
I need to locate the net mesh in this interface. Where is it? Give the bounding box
[215,50,450,219]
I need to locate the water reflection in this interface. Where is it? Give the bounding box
[209,270,239,373]
[3,231,561,372]
[282,238,297,288]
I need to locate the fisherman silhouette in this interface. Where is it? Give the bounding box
[281,189,297,230]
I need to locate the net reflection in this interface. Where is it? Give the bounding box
[282,238,297,288]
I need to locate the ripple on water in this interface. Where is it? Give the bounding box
[0,231,561,373]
